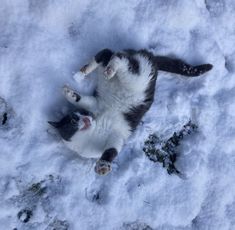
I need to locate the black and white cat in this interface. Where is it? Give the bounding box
[49,49,212,175]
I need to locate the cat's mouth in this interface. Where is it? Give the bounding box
[80,116,92,131]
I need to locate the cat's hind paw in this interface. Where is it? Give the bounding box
[80,64,89,74]
[94,160,111,175]
[104,66,116,80]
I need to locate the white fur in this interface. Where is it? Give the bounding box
[64,52,154,158]
[65,112,125,158]
[81,58,99,76]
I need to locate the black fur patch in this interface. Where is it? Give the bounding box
[73,92,80,102]
[128,56,139,74]
[127,49,157,74]
[2,112,7,125]
[100,148,118,162]
[116,52,140,74]
[93,89,99,97]
[48,113,80,141]
[123,75,157,132]
[125,49,154,57]
[124,104,150,132]
[49,109,93,141]
[95,49,114,67]
[123,49,158,132]
[139,49,157,63]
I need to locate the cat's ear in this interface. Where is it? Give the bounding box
[48,121,60,128]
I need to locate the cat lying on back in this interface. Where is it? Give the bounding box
[49,49,212,175]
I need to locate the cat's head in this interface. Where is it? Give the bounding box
[48,109,93,141]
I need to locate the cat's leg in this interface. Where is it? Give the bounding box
[94,148,117,175]
[103,52,143,83]
[94,132,124,175]
[103,55,124,80]
[104,53,154,94]
[73,49,114,82]
[63,85,97,112]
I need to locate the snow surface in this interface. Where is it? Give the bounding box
[0,0,235,229]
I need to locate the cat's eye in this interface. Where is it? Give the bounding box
[71,118,77,125]
[71,113,79,120]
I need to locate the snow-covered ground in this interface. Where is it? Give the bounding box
[0,0,235,229]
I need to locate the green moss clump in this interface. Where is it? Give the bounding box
[143,121,198,175]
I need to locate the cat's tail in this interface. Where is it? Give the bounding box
[155,56,213,77]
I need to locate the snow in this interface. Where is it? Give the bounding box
[0,0,235,229]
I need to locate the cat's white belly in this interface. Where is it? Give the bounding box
[96,74,144,112]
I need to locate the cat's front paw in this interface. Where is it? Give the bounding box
[94,160,111,175]
[80,64,89,74]
[62,85,81,102]
[104,66,116,80]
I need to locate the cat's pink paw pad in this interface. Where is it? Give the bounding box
[104,66,116,80]
[94,160,111,175]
